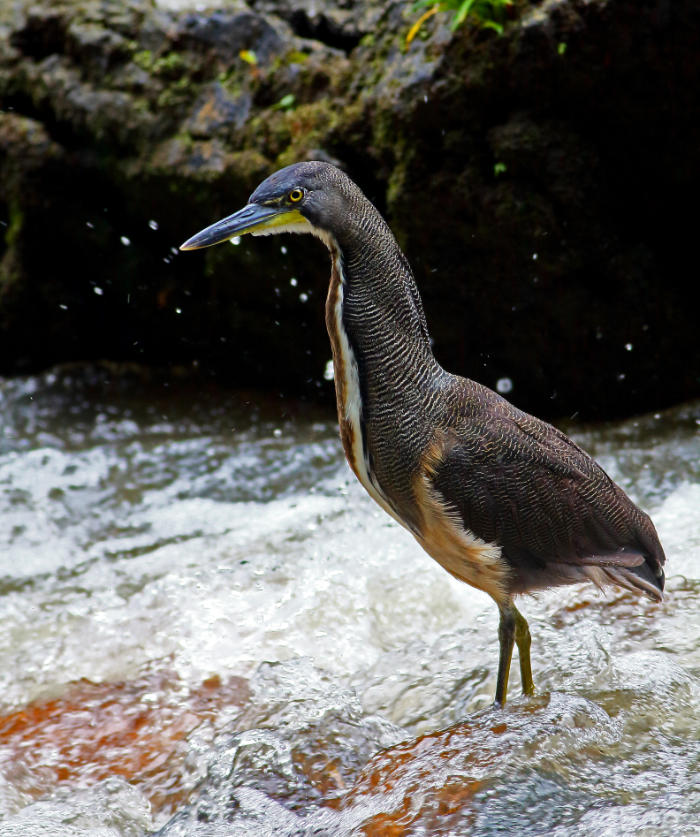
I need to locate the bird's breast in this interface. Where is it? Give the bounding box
[324,252,408,530]
[323,251,508,600]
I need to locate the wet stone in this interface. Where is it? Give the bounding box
[185,83,253,138]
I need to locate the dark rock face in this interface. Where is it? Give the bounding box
[0,0,698,418]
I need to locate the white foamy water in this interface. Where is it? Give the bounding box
[0,369,697,835]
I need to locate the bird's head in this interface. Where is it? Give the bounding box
[180,161,354,251]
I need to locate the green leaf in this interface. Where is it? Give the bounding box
[482,19,504,33]
[274,93,296,111]
[452,0,478,29]
[239,49,258,66]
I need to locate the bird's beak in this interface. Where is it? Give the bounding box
[179,203,306,250]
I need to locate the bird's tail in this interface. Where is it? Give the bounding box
[553,550,664,602]
[582,550,664,601]
[595,560,664,602]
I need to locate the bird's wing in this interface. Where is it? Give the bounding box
[427,383,665,598]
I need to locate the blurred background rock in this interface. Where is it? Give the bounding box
[1,0,698,418]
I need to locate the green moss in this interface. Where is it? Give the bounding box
[216,69,246,99]
[385,143,411,210]
[4,200,23,250]
[285,50,310,64]
[271,99,355,168]
[156,75,192,109]
[0,199,24,294]
[266,48,311,79]
[132,49,153,71]
[133,49,187,80]
[153,52,186,77]
[245,111,292,159]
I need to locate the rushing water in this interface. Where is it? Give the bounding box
[0,366,697,836]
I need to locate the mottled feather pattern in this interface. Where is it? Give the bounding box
[428,377,665,598]
[285,162,665,603]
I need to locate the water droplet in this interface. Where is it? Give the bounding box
[496,377,513,394]
[120,235,130,246]
[617,372,626,381]
[323,360,334,381]
[273,428,282,438]
[231,236,241,246]
[59,304,68,310]
[532,252,538,260]
[85,221,94,229]
[281,245,288,255]
[299,292,308,303]
[93,287,104,296]
[148,219,159,230]
[290,277,298,287]
[175,307,182,314]
[625,342,633,351]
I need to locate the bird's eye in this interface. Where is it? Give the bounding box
[288,188,304,203]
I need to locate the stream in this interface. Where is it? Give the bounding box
[0,366,698,836]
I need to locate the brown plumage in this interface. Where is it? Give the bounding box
[181,161,666,705]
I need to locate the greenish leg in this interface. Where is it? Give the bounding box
[495,603,516,706]
[513,604,535,696]
[495,601,535,705]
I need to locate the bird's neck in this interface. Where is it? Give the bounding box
[329,221,435,364]
[322,218,440,528]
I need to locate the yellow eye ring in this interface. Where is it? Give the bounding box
[289,188,304,203]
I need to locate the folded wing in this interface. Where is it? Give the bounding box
[429,380,665,600]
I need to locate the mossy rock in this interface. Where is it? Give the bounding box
[0,0,699,417]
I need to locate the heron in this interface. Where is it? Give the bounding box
[180,161,665,705]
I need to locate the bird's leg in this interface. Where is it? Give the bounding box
[495,601,535,705]
[513,604,535,696]
[495,602,516,706]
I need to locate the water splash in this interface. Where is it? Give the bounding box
[0,368,697,834]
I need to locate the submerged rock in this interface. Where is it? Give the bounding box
[0,0,699,418]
